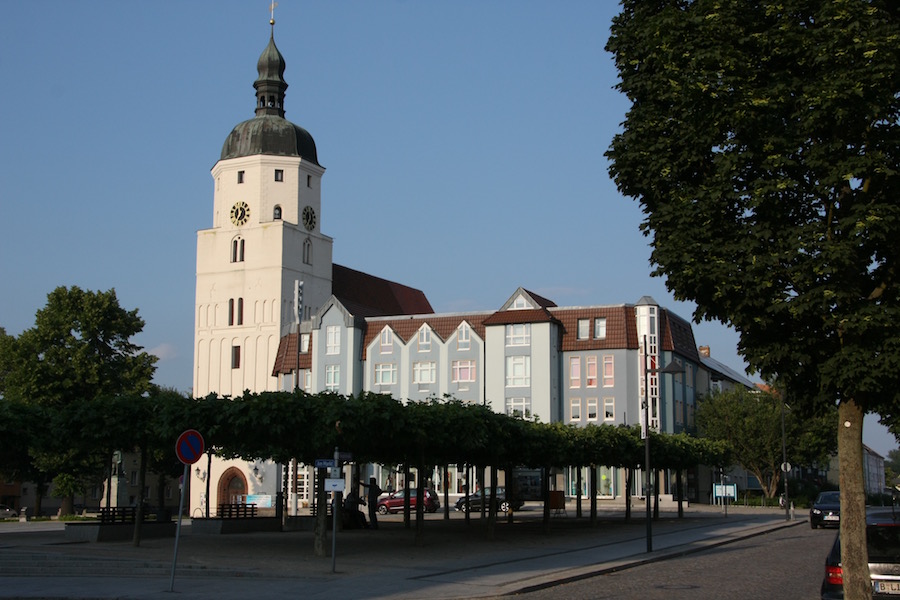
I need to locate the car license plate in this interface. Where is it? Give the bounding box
[824,515,839,521]
[874,581,900,595]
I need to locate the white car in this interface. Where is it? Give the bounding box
[0,505,18,519]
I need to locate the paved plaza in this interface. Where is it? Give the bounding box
[0,504,800,599]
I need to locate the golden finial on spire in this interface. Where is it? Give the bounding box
[269,1,278,25]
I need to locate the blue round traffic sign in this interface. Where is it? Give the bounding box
[175,429,205,465]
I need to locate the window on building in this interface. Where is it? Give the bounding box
[228,299,234,326]
[686,364,694,388]
[417,326,431,352]
[325,364,340,391]
[380,327,393,353]
[451,359,476,383]
[300,333,310,353]
[511,295,530,310]
[274,169,284,182]
[604,398,615,421]
[307,174,312,187]
[505,323,531,346]
[594,318,607,339]
[231,345,241,369]
[273,205,282,220]
[506,397,532,420]
[303,238,312,265]
[506,355,531,387]
[304,370,312,392]
[326,326,340,355]
[569,356,581,388]
[413,361,436,384]
[374,363,397,386]
[577,319,590,340]
[586,355,598,387]
[603,355,614,387]
[587,398,598,421]
[237,297,243,326]
[457,322,471,350]
[231,238,245,263]
[237,170,244,184]
[570,398,582,421]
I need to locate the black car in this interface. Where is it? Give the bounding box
[454,487,524,514]
[821,509,900,599]
[811,491,841,529]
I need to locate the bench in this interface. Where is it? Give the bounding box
[99,507,142,524]
[217,503,258,518]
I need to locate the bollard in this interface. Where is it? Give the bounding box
[18,507,29,523]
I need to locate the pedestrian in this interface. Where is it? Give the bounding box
[361,477,383,530]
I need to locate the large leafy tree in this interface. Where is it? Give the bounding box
[0,286,157,513]
[606,2,899,596]
[697,387,835,499]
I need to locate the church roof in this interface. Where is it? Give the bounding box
[219,25,320,165]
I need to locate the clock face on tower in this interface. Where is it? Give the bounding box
[302,205,316,231]
[230,202,250,226]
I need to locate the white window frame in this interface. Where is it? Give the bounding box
[506,397,533,420]
[325,364,340,391]
[570,398,582,421]
[326,326,340,355]
[457,323,471,350]
[603,355,615,387]
[603,398,615,421]
[505,355,531,387]
[511,295,530,310]
[375,363,397,386]
[569,356,581,388]
[594,317,607,339]
[586,355,598,388]
[452,359,476,383]
[577,319,590,340]
[417,327,431,352]
[506,323,531,346]
[586,398,599,421]
[380,327,393,354]
[412,361,436,385]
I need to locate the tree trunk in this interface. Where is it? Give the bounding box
[487,465,498,540]
[589,466,598,527]
[415,459,425,546]
[575,467,582,519]
[676,469,684,518]
[625,468,632,521]
[403,464,411,529]
[541,466,551,535]
[313,468,327,557]
[132,445,148,547]
[839,399,869,600]
[443,465,450,521]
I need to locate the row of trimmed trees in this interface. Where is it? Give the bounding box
[1,388,729,532]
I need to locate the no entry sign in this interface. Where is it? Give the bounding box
[175,429,205,465]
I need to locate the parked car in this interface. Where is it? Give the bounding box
[454,487,524,513]
[821,509,900,599]
[811,491,841,529]
[0,505,18,519]
[376,488,440,514]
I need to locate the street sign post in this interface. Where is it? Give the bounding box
[171,429,205,592]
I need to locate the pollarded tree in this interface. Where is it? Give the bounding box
[606,3,899,597]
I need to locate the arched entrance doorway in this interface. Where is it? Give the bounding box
[216,467,248,512]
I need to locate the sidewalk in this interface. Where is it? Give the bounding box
[0,505,801,600]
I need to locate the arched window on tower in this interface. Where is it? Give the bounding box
[231,237,245,263]
[273,205,282,220]
[303,238,312,265]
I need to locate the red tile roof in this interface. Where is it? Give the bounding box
[554,306,636,351]
[332,264,433,317]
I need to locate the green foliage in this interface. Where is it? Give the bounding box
[696,386,836,497]
[606,1,900,418]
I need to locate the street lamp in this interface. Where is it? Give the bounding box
[642,335,685,553]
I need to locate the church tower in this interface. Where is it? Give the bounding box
[193,19,333,399]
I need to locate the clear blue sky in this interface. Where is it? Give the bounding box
[1,1,894,457]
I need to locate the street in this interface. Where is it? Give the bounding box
[499,522,836,600]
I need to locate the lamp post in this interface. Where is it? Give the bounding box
[642,335,685,553]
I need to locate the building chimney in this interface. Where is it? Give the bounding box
[698,345,710,357]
